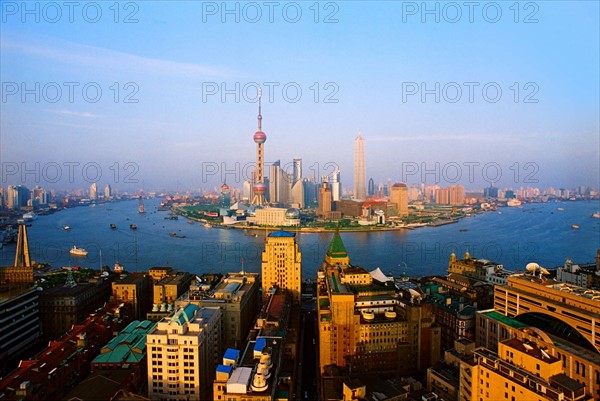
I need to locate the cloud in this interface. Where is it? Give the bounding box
[47,109,101,119]
[1,36,231,78]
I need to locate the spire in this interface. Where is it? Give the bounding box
[14,224,31,268]
[257,86,262,131]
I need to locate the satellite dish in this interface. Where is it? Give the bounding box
[526,263,540,273]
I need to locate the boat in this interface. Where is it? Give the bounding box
[204,223,212,228]
[138,196,146,214]
[130,224,137,230]
[70,246,88,256]
[571,225,580,229]
[557,207,564,211]
[592,212,600,219]
[110,224,117,229]
[64,225,71,231]
[23,212,37,221]
[507,199,522,207]
[459,228,468,232]
[188,221,194,225]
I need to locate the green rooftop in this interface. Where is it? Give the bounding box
[483,310,528,329]
[326,229,348,259]
[92,320,156,365]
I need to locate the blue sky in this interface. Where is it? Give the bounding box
[1,1,598,192]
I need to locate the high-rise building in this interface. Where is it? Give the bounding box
[146,304,221,401]
[104,184,112,198]
[292,157,302,186]
[251,92,267,206]
[269,160,292,206]
[317,182,332,217]
[291,179,305,208]
[31,186,48,206]
[178,272,260,351]
[483,185,498,198]
[354,133,366,200]
[368,177,375,197]
[89,182,97,200]
[261,230,302,304]
[6,185,29,209]
[317,231,440,377]
[220,183,231,208]
[390,183,409,216]
[331,169,341,202]
[112,272,153,320]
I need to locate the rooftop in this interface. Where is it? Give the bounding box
[92,320,155,364]
[502,338,559,363]
[268,229,296,238]
[326,230,348,259]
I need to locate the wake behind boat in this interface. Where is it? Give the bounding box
[69,246,88,256]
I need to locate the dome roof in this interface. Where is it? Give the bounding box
[285,208,300,218]
[253,131,267,144]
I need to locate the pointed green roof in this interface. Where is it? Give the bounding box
[326,229,348,259]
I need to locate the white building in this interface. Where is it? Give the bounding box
[147,304,221,401]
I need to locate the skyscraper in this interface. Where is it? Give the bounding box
[292,157,302,186]
[104,184,112,198]
[390,183,409,217]
[261,230,302,304]
[367,178,375,197]
[251,91,267,206]
[89,183,97,200]
[331,169,341,202]
[353,133,366,200]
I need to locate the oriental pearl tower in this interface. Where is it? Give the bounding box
[251,89,267,206]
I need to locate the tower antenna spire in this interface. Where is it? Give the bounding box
[257,86,262,131]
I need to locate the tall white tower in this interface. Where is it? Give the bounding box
[251,90,267,206]
[354,132,366,200]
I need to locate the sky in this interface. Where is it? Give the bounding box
[1,1,599,192]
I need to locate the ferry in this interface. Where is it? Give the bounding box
[571,225,580,229]
[507,199,522,207]
[63,225,71,231]
[557,207,565,211]
[70,246,88,256]
[592,212,600,219]
[23,212,37,221]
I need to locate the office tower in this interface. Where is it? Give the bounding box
[317,182,332,217]
[483,185,498,198]
[147,304,221,401]
[31,186,48,205]
[112,272,153,320]
[449,185,465,205]
[251,92,267,206]
[0,187,4,209]
[89,182,97,200]
[435,187,450,204]
[353,133,366,200]
[220,183,231,208]
[317,231,440,377]
[7,185,29,209]
[261,230,302,304]
[367,177,375,197]
[269,160,291,206]
[390,183,409,216]
[408,185,420,202]
[331,169,341,202]
[291,179,305,208]
[104,184,112,198]
[179,272,260,351]
[303,178,317,207]
[293,157,302,186]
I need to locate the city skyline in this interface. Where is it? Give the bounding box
[1,2,598,190]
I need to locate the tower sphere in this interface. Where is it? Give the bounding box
[254,131,267,144]
[253,183,267,194]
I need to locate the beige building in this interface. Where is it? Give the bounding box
[112,272,152,320]
[389,183,409,216]
[261,230,302,304]
[317,230,440,377]
[251,207,300,226]
[147,304,221,401]
[177,272,260,351]
[459,338,592,401]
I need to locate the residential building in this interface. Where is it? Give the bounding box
[261,230,302,304]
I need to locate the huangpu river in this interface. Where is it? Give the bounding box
[1,198,599,278]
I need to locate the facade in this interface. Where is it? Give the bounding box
[177,272,260,351]
[459,338,593,401]
[150,272,194,317]
[146,304,221,401]
[318,182,332,217]
[261,230,302,304]
[250,207,300,226]
[0,287,41,375]
[494,274,600,354]
[213,289,294,401]
[556,254,600,289]
[317,231,440,377]
[353,133,366,200]
[39,278,112,341]
[112,272,153,320]
[390,183,409,217]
